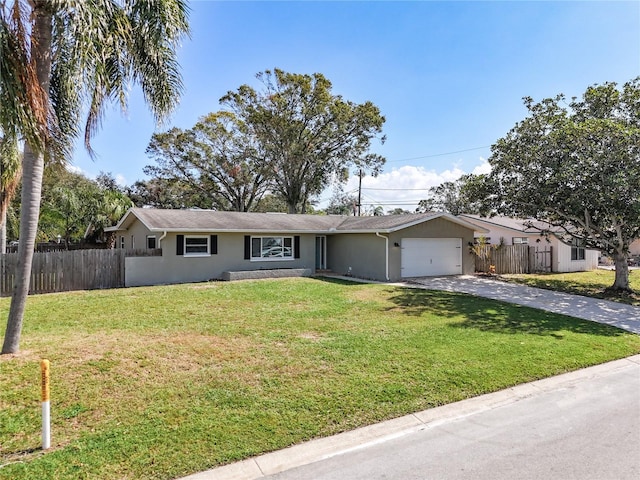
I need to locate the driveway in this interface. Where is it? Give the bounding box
[407,275,640,334]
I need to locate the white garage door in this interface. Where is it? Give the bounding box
[401,238,462,277]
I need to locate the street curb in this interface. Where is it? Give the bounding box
[179,354,640,480]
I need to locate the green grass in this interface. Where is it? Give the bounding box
[1,277,639,479]
[502,269,640,306]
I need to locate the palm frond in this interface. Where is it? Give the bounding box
[125,0,190,123]
[0,1,49,151]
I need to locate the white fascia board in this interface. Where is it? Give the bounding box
[108,208,147,232]
[459,215,520,234]
[143,228,332,234]
[378,212,490,234]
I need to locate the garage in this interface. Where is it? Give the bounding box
[401,238,462,277]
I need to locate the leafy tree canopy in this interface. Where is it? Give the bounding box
[144,112,270,212]
[325,191,358,216]
[387,208,411,215]
[482,78,640,291]
[220,69,386,213]
[144,69,386,214]
[416,174,484,215]
[251,193,289,213]
[126,177,205,209]
[30,169,132,246]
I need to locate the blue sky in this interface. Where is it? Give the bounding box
[72,0,640,211]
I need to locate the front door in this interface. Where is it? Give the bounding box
[315,236,327,270]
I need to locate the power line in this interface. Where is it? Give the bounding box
[360,203,423,206]
[385,145,491,163]
[361,187,432,191]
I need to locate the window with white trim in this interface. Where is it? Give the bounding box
[120,236,125,249]
[176,234,217,257]
[184,235,209,256]
[147,235,157,249]
[571,238,585,261]
[512,237,529,245]
[251,236,293,260]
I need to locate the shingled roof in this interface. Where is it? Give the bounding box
[110,208,486,234]
[459,214,563,234]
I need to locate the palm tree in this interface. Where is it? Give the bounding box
[88,189,134,247]
[0,133,21,253]
[0,0,189,354]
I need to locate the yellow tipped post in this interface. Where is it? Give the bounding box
[41,359,50,449]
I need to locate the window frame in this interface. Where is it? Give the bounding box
[184,235,210,257]
[571,238,586,261]
[250,236,294,261]
[147,235,157,249]
[512,237,529,245]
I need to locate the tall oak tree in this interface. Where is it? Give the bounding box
[221,69,386,213]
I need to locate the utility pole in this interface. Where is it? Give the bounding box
[357,169,363,216]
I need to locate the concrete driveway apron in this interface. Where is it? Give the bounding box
[408,275,640,335]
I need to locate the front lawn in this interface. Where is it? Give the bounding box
[502,269,640,305]
[2,278,639,480]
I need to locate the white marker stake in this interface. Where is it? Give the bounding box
[41,359,51,450]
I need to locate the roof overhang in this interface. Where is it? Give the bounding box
[109,209,490,235]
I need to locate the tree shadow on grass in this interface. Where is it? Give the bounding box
[385,287,626,338]
[313,276,374,287]
[503,274,640,306]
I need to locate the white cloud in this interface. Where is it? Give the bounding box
[66,164,85,176]
[115,174,128,186]
[321,158,489,212]
[471,158,492,175]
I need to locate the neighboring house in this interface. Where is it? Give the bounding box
[459,214,599,273]
[629,239,640,266]
[107,208,487,287]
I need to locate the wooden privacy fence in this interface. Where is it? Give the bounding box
[474,244,552,274]
[0,249,160,296]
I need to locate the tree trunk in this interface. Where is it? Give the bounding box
[106,231,117,249]
[2,144,45,353]
[610,252,632,292]
[0,212,6,254]
[2,3,52,355]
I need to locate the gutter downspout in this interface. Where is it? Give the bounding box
[376,232,390,281]
[158,231,168,249]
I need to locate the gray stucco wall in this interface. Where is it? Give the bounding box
[125,231,317,287]
[327,233,387,280]
[327,217,476,282]
[117,220,157,250]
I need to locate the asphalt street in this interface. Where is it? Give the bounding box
[264,356,640,480]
